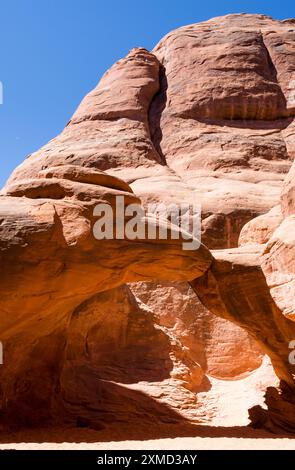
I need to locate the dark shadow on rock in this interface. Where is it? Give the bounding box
[62,286,175,385]
[148,64,168,165]
[0,380,294,443]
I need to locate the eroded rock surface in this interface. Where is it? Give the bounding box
[0,13,295,432]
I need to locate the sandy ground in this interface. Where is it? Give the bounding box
[0,424,294,450]
[0,437,294,450]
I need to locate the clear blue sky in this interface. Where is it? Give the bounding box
[0,0,294,188]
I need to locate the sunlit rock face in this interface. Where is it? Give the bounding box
[0,13,295,432]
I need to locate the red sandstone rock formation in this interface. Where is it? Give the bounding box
[0,13,295,432]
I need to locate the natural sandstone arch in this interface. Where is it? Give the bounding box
[0,170,294,431]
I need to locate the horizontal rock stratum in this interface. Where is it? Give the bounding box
[1,13,295,433]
